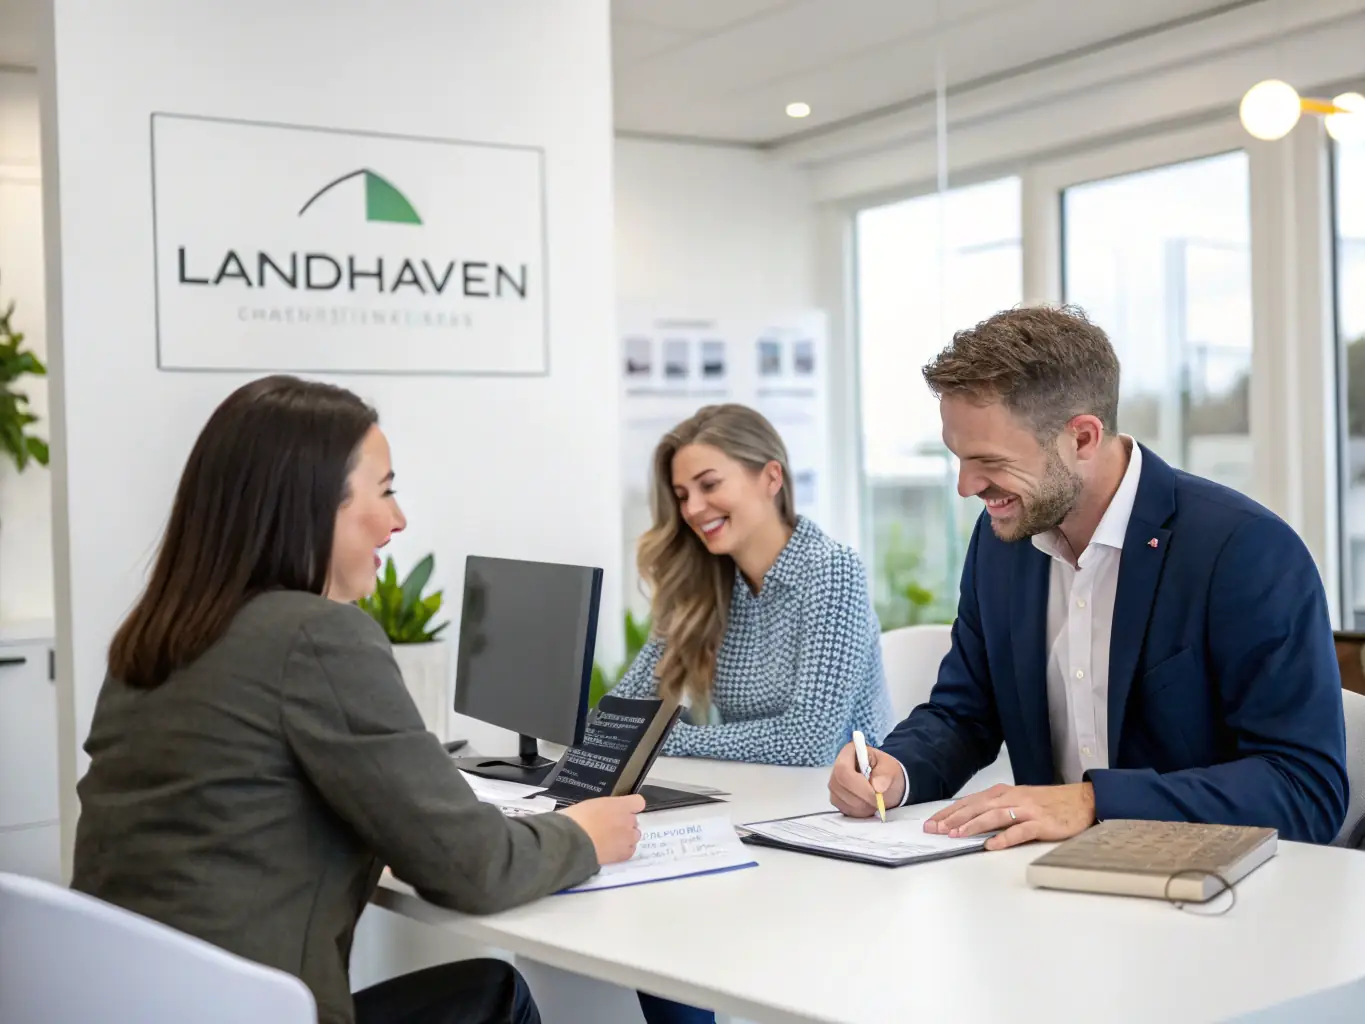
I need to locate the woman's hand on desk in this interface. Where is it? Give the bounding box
[924,782,1096,851]
[561,795,646,865]
[828,742,906,817]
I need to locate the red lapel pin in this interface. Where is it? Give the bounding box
[1148,538,1159,549]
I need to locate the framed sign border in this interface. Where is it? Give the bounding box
[148,111,551,377]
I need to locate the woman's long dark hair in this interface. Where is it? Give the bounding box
[108,375,378,687]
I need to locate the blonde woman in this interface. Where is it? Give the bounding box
[615,404,892,1024]
[612,403,892,767]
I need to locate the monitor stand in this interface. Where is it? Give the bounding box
[451,734,556,787]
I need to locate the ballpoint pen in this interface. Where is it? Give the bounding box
[852,730,886,823]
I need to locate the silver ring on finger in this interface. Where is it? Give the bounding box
[1008,807,1018,822]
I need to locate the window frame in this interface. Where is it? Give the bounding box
[1331,136,1365,625]
[837,116,1340,624]
[846,175,1024,620]
[1021,119,1340,623]
[1034,133,1254,496]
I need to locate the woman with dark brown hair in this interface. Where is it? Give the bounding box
[72,374,643,1024]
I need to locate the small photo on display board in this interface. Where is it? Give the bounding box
[758,338,782,377]
[663,339,690,381]
[700,339,726,381]
[624,336,652,379]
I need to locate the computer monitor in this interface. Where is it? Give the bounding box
[449,554,602,785]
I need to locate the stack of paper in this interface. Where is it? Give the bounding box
[458,770,556,817]
[562,816,757,893]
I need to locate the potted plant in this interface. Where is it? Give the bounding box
[358,553,452,739]
[0,280,50,571]
[589,608,652,707]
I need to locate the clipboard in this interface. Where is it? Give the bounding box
[738,808,993,868]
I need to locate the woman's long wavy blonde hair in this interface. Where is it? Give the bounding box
[638,404,797,707]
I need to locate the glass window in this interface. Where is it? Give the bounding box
[1335,138,1365,624]
[855,177,1021,630]
[1063,152,1253,496]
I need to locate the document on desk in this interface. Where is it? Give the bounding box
[740,806,992,867]
[458,770,556,817]
[561,816,757,894]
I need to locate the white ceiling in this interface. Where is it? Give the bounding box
[612,0,1261,145]
[1,0,1260,147]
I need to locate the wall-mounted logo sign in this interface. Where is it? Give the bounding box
[151,114,548,375]
[298,169,424,225]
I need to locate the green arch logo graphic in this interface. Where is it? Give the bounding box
[297,169,422,224]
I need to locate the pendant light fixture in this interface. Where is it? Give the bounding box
[1239,80,1365,141]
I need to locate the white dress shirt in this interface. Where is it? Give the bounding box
[894,436,1143,805]
[1030,436,1142,785]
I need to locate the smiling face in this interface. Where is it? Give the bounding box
[670,442,784,559]
[941,394,1083,542]
[327,425,407,602]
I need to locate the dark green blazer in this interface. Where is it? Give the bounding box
[72,590,597,1024]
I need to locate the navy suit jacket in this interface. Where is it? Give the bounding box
[881,445,1349,844]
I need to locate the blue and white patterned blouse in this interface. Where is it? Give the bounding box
[610,516,892,766]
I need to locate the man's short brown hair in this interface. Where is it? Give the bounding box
[922,304,1120,439]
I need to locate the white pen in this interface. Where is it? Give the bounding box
[852,730,886,823]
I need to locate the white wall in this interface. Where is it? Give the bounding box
[39,0,619,869]
[615,138,816,312]
[0,68,53,626]
[612,137,831,589]
[1,86,827,697]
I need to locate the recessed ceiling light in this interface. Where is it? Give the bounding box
[785,102,811,119]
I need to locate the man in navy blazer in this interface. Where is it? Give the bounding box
[830,305,1348,847]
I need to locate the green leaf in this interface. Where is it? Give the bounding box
[588,664,610,709]
[409,602,436,634]
[587,608,655,706]
[400,554,434,615]
[905,584,934,607]
[358,553,449,645]
[12,351,42,376]
[379,559,401,621]
[871,522,958,631]
[0,417,25,465]
[0,284,49,476]
[25,436,49,466]
[624,610,652,658]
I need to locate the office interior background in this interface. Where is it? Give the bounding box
[1,0,1364,984]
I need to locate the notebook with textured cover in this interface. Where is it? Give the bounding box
[1026,820,1278,902]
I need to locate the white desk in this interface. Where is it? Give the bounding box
[373,756,1365,1024]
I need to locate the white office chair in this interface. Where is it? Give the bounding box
[1334,689,1365,847]
[0,871,316,1024]
[879,623,1013,793]
[879,624,954,720]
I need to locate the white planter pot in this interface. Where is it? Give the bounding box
[390,641,451,740]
